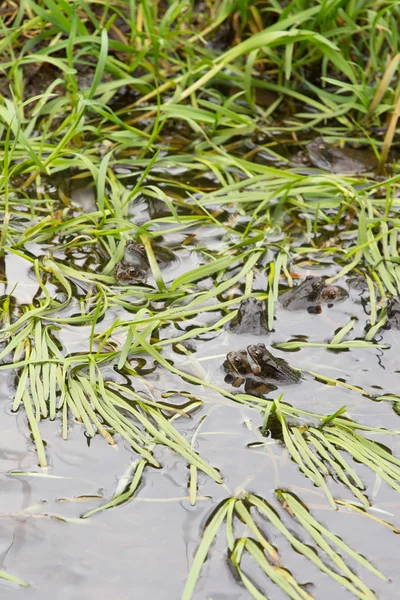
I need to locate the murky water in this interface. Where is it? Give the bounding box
[1,163,400,600]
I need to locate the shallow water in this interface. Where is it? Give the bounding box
[2,168,400,600]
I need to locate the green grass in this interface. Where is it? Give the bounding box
[1,0,400,597]
[182,489,388,600]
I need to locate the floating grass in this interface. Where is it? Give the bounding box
[0,570,30,588]
[1,0,400,595]
[183,490,386,600]
[272,398,400,506]
[81,458,147,519]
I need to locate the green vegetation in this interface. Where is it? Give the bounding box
[183,489,389,600]
[1,0,400,597]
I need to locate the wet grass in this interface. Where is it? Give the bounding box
[183,489,389,600]
[1,0,400,596]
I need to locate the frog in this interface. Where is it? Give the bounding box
[386,297,400,330]
[243,378,278,397]
[229,298,270,335]
[223,349,277,395]
[279,275,348,313]
[247,343,302,384]
[306,137,376,174]
[223,350,254,379]
[114,262,147,283]
[124,240,177,270]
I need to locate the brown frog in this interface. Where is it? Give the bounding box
[224,345,300,393]
[229,298,270,335]
[114,262,147,283]
[306,137,377,174]
[223,349,277,396]
[279,276,347,313]
[247,344,302,384]
[124,240,177,270]
[114,239,176,283]
[223,350,254,387]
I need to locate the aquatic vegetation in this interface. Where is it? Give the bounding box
[1,0,400,597]
[274,398,400,509]
[183,490,388,600]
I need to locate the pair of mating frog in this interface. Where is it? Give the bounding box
[224,343,301,395]
[224,275,348,393]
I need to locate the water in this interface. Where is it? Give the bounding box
[1,168,400,600]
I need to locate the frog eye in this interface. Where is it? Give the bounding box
[312,280,323,291]
[254,350,263,359]
[328,289,337,300]
[233,357,242,365]
[137,244,145,252]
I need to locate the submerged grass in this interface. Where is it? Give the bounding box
[1,0,400,598]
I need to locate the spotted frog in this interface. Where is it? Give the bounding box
[124,240,177,270]
[224,350,253,375]
[114,262,147,283]
[279,276,347,313]
[306,137,376,174]
[223,349,277,396]
[229,298,270,335]
[114,239,176,283]
[247,343,302,384]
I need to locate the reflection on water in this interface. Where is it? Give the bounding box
[1,180,400,600]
